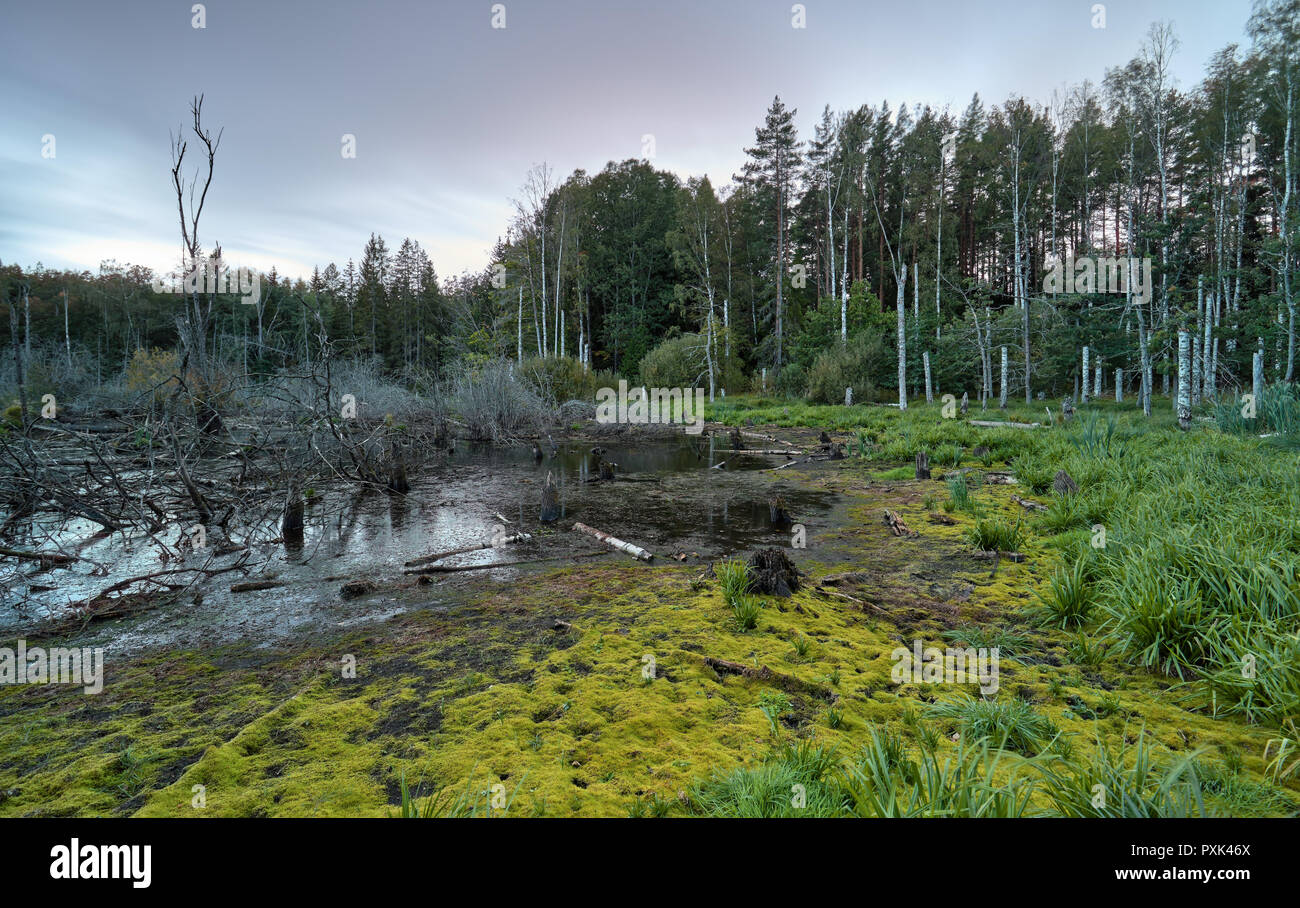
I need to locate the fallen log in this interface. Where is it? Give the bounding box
[703,657,837,702]
[739,429,794,447]
[1012,495,1048,512]
[971,550,1027,563]
[883,510,918,538]
[407,550,610,575]
[0,546,78,567]
[572,522,653,561]
[404,532,531,568]
[764,458,806,472]
[813,586,887,614]
[230,580,285,593]
[927,512,957,525]
[968,419,1040,429]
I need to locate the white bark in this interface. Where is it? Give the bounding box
[897,263,908,410]
[999,345,1008,409]
[1176,329,1191,429]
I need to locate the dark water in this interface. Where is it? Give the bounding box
[2,437,835,650]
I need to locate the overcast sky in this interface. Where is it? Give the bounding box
[0,0,1256,282]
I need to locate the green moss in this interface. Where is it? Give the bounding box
[2,400,1295,817]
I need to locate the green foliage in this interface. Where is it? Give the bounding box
[731,595,762,631]
[1032,556,1095,629]
[805,333,885,404]
[518,356,619,404]
[926,695,1058,755]
[757,691,792,736]
[716,558,752,604]
[1037,729,1206,818]
[965,516,1024,552]
[1214,382,1300,442]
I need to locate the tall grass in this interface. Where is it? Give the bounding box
[965,516,1025,552]
[1032,556,1095,628]
[690,726,1217,817]
[1213,381,1300,443]
[926,695,1058,755]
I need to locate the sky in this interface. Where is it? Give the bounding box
[0,0,1259,283]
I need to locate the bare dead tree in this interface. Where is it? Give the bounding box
[170,94,225,434]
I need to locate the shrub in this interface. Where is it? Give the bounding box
[519,355,619,407]
[805,334,884,405]
[638,334,706,389]
[449,358,549,440]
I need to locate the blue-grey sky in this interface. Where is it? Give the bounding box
[0,0,1256,282]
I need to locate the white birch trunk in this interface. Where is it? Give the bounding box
[897,263,908,410]
[999,346,1008,409]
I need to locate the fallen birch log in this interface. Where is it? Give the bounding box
[404,533,531,568]
[572,522,654,561]
[1011,496,1048,512]
[764,458,807,472]
[967,420,1041,429]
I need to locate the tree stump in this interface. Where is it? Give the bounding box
[1053,470,1079,495]
[915,451,930,480]
[1061,396,1075,423]
[281,483,305,540]
[747,547,800,596]
[769,495,792,527]
[599,460,616,482]
[540,471,561,523]
[959,392,969,416]
[730,426,743,450]
[387,447,410,494]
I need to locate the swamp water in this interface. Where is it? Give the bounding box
[2,438,838,652]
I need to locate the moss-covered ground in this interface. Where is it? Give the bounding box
[2,398,1296,817]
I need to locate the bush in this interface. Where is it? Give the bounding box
[1033,556,1095,629]
[518,356,620,407]
[449,358,549,440]
[805,334,884,405]
[638,334,706,389]
[125,348,181,403]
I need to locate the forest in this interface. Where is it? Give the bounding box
[3,8,1297,418]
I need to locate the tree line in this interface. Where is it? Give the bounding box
[3,1,1296,415]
